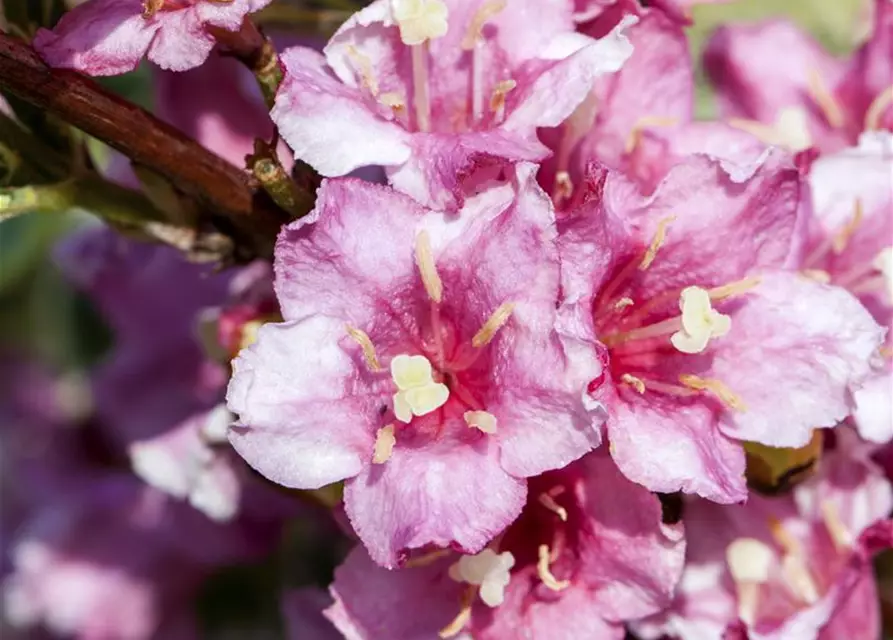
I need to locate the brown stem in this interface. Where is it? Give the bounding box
[0,31,289,259]
[213,19,282,109]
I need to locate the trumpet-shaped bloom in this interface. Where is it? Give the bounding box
[634,432,893,640]
[271,0,634,209]
[226,165,605,567]
[704,0,893,153]
[324,451,684,639]
[558,150,885,503]
[800,132,893,443]
[33,0,273,75]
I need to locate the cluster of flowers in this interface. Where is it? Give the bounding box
[2,0,891,638]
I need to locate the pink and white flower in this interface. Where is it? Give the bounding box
[799,132,893,443]
[226,164,605,567]
[33,0,273,75]
[704,0,893,154]
[634,431,893,640]
[558,150,885,503]
[271,0,635,209]
[324,451,685,639]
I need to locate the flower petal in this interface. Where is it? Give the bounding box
[226,317,382,489]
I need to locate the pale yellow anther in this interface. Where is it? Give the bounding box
[679,374,746,411]
[472,302,514,348]
[881,345,893,359]
[765,518,820,603]
[141,0,163,18]
[864,86,893,131]
[726,537,774,626]
[640,216,675,270]
[415,230,443,303]
[801,269,832,283]
[347,326,382,371]
[624,116,679,153]
[614,297,634,310]
[807,69,845,129]
[621,373,646,394]
[392,0,449,46]
[536,544,570,591]
[707,276,762,301]
[873,247,893,301]
[820,501,853,552]
[373,424,396,464]
[489,79,516,114]
[346,45,379,96]
[464,410,497,434]
[461,0,506,49]
[832,199,863,254]
[538,493,568,521]
[391,354,449,422]
[670,286,731,354]
[380,92,406,115]
[449,549,515,607]
[554,171,574,202]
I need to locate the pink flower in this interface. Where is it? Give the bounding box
[33,0,273,75]
[226,165,605,567]
[558,150,885,503]
[542,4,771,206]
[800,132,893,443]
[634,431,893,640]
[704,0,893,154]
[323,451,685,639]
[270,0,634,209]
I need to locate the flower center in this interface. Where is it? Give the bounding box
[346,231,515,464]
[592,220,755,407]
[802,199,892,303]
[350,0,516,134]
[726,505,851,627]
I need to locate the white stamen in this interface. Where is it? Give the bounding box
[640,216,675,270]
[781,553,820,604]
[415,230,443,303]
[807,69,845,129]
[373,424,396,464]
[538,493,568,521]
[820,501,853,552]
[489,79,516,124]
[670,286,731,354]
[449,549,515,607]
[411,44,432,132]
[460,0,506,49]
[472,302,514,347]
[392,0,449,45]
[536,544,570,591]
[347,326,382,371]
[679,374,746,412]
[464,410,497,434]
